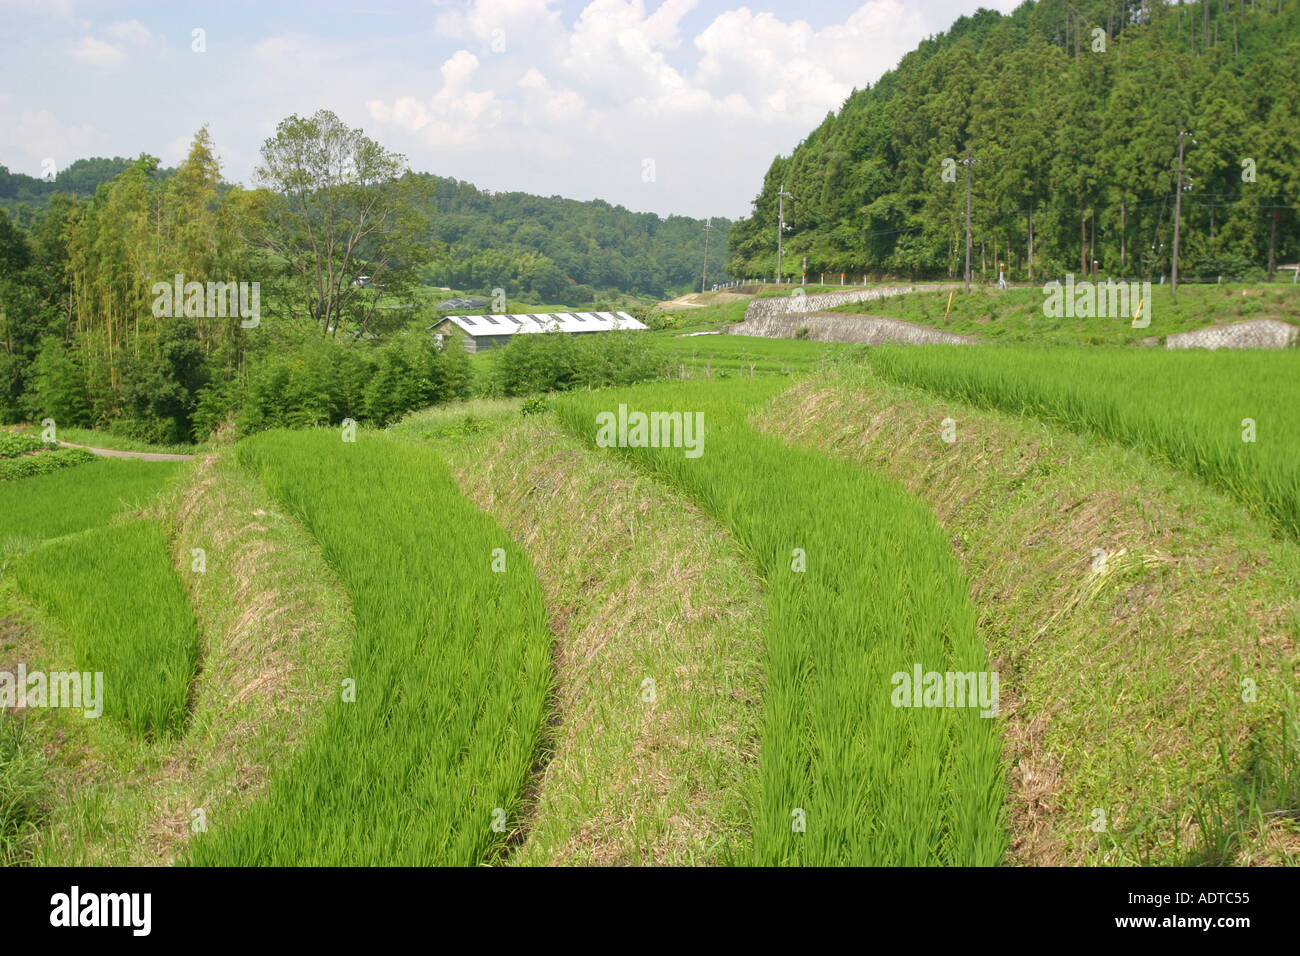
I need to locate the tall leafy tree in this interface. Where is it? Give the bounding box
[246,109,434,337]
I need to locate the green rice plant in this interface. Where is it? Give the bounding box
[13,519,200,738]
[187,429,551,865]
[0,458,183,556]
[0,447,96,481]
[554,379,1006,865]
[869,346,1300,539]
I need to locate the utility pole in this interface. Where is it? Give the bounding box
[701,218,711,294]
[960,151,976,292]
[776,185,794,283]
[1171,130,1194,296]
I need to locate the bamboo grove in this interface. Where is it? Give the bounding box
[63,128,254,431]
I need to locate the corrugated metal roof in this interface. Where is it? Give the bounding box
[441,311,646,337]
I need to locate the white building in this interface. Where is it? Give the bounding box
[431,311,647,353]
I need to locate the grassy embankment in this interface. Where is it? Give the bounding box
[868,346,1300,540]
[1,451,353,865]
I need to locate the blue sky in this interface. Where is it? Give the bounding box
[0,0,1022,218]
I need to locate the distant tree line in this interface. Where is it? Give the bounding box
[0,112,720,442]
[0,157,186,227]
[729,0,1300,283]
[419,174,729,302]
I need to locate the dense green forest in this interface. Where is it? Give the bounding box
[419,175,729,303]
[729,0,1300,282]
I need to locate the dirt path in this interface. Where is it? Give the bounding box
[58,440,195,462]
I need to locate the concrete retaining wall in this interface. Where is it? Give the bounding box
[742,283,964,322]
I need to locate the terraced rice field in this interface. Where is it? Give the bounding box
[15,520,199,737]
[187,430,552,865]
[2,338,1297,871]
[554,379,1006,865]
[0,458,184,550]
[870,347,1300,539]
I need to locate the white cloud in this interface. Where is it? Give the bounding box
[434,0,563,51]
[365,0,939,212]
[0,107,109,175]
[67,36,125,66]
[65,20,156,67]
[107,19,151,45]
[368,50,504,149]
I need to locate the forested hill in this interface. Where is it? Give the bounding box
[418,174,729,301]
[728,0,1300,283]
[1,157,725,301]
[0,158,143,222]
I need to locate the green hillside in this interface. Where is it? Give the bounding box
[729,0,1300,283]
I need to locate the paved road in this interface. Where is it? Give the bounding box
[58,440,195,462]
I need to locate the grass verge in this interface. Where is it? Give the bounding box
[830,283,1300,345]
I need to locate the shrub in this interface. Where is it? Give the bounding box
[234,331,471,436]
[520,396,548,416]
[495,330,659,397]
[0,432,44,458]
[644,310,680,331]
[0,447,95,481]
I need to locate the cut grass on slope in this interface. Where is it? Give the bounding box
[420,412,766,865]
[870,346,1300,541]
[0,710,46,865]
[187,429,551,865]
[764,368,1300,865]
[555,378,1006,865]
[14,519,199,738]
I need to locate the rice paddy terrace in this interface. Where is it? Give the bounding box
[2,295,1298,867]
